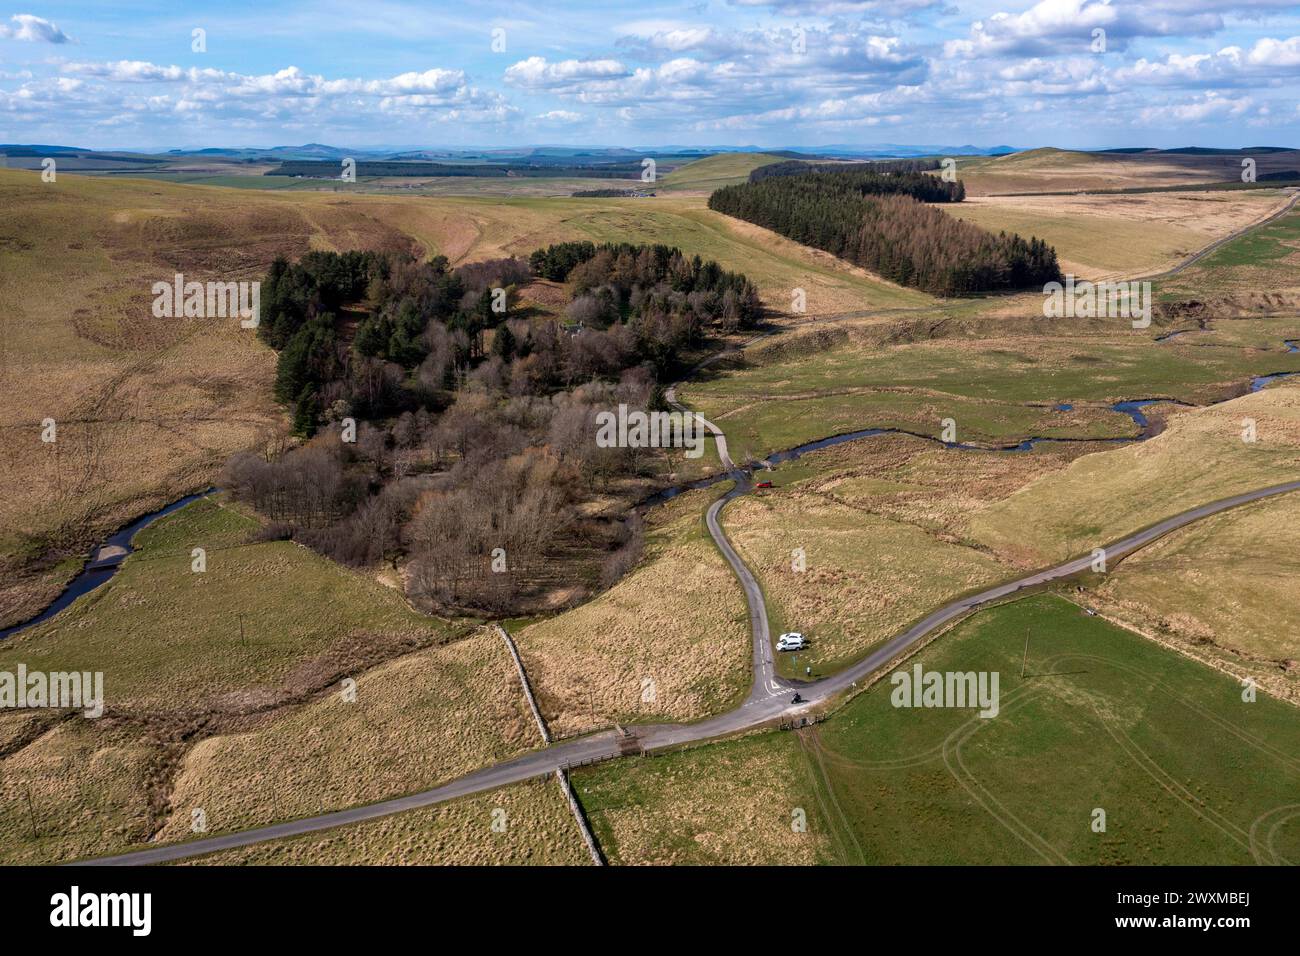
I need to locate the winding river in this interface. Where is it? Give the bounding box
[0,490,215,640]
[10,335,1300,642]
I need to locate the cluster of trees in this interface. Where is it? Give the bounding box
[531,241,759,330]
[224,376,654,613]
[230,241,762,613]
[261,250,383,349]
[749,157,942,183]
[709,171,1060,296]
[721,164,964,208]
[261,241,761,439]
[532,240,763,372]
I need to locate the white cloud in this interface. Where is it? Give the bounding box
[503,56,630,90]
[44,60,517,129]
[0,14,70,44]
[726,0,940,16]
[1138,91,1253,123]
[508,26,927,125]
[944,0,1221,60]
[4,2,1299,147]
[1114,37,1300,87]
[1246,36,1300,69]
[63,61,196,82]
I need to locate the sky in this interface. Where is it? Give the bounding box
[0,0,1297,151]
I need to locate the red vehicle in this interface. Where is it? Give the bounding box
[755,481,774,489]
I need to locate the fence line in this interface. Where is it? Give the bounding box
[495,623,604,865]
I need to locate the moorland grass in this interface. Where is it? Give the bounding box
[577,594,1300,864]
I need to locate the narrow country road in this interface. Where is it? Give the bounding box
[1138,187,1299,281]
[80,444,1300,864]
[665,385,791,702]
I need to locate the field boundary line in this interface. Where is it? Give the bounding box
[797,729,866,865]
[554,769,604,866]
[1082,600,1300,709]
[495,623,604,865]
[494,623,550,744]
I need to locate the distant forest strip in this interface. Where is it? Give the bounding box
[571,188,655,197]
[271,160,647,179]
[748,157,945,183]
[708,169,1062,296]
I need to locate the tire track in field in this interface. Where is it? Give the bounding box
[941,688,1073,865]
[1092,707,1253,857]
[806,679,1052,774]
[1058,653,1300,774]
[1248,804,1300,866]
[1055,651,1300,863]
[796,728,866,865]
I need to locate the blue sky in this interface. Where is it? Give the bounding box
[1,0,1297,150]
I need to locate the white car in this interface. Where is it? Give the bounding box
[776,632,807,652]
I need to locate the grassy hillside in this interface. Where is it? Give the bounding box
[728,488,1008,676]
[183,780,592,865]
[515,487,751,737]
[970,385,1300,564]
[656,152,783,192]
[676,316,1300,462]
[1160,202,1300,298]
[0,497,459,711]
[1098,491,1300,696]
[961,148,1220,196]
[0,497,511,865]
[953,189,1287,280]
[578,594,1300,864]
[0,168,925,628]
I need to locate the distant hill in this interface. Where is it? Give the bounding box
[657,153,788,192]
[6,143,1297,190]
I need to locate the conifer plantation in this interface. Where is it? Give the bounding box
[708,167,1061,296]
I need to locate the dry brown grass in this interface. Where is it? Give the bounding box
[1094,492,1300,693]
[0,496,487,864]
[803,434,1104,544]
[0,626,529,864]
[954,190,1288,280]
[515,487,751,737]
[0,171,925,629]
[182,779,592,865]
[0,497,459,716]
[728,490,1006,673]
[958,148,1260,196]
[150,628,536,843]
[576,732,825,865]
[0,718,155,864]
[970,384,1300,565]
[0,173,301,625]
